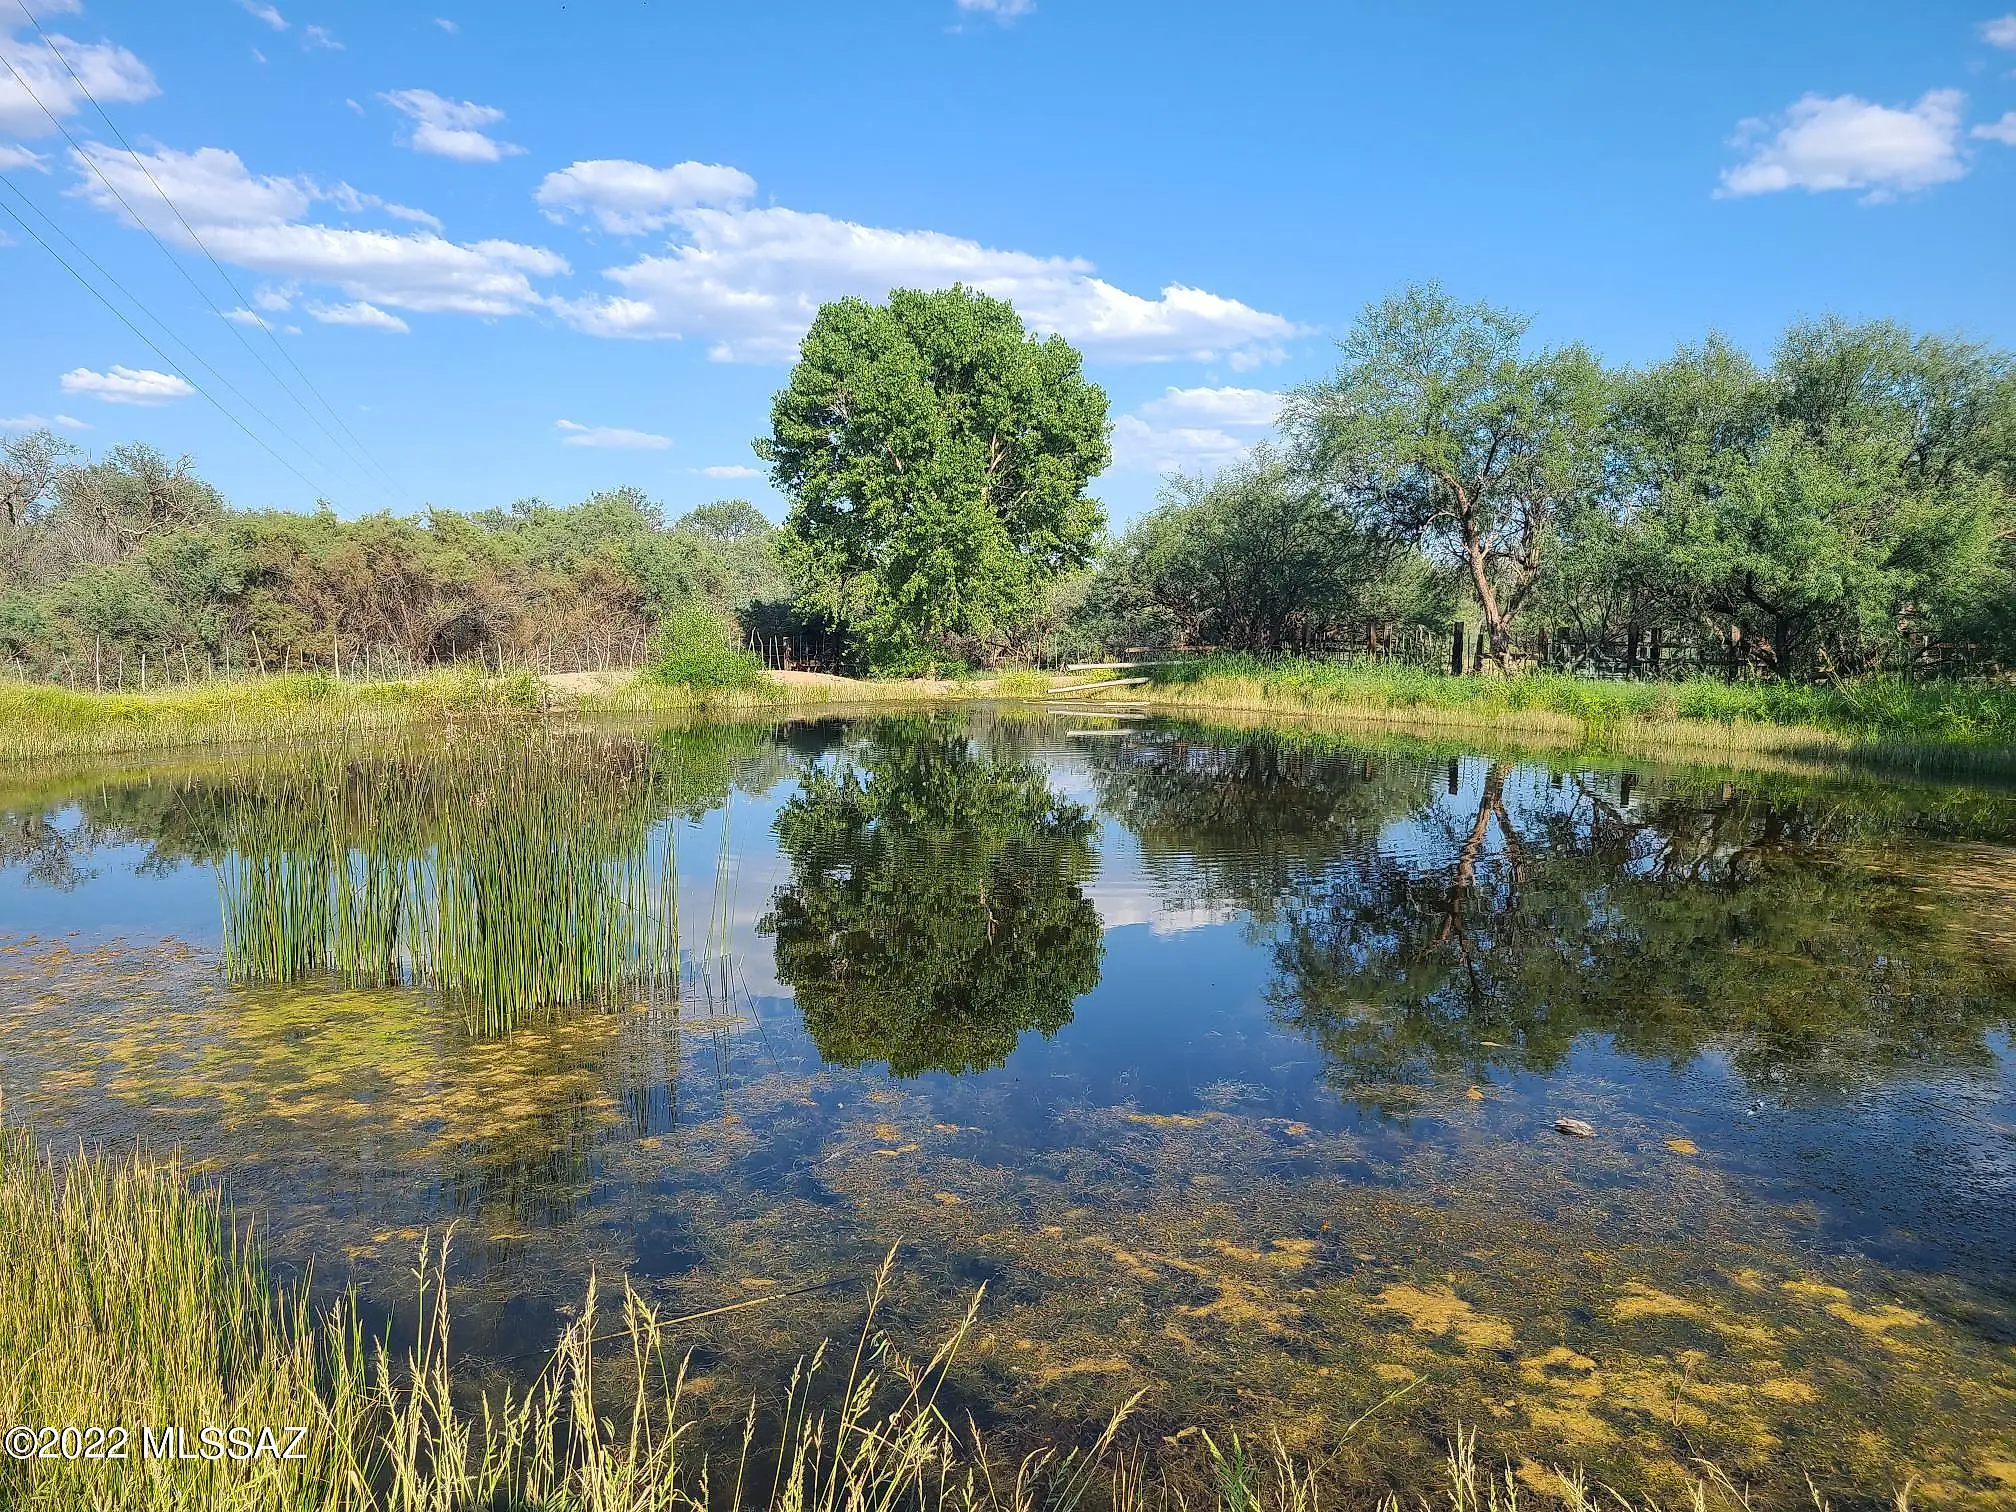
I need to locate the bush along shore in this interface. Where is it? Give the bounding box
[0,1126,1864,1512]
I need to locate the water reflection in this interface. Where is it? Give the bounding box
[762,715,1103,1075]
[3,713,2015,1502]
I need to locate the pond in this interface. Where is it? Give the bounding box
[2,708,2013,1507]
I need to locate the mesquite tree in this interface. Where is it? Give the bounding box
[1285,285,1611,667]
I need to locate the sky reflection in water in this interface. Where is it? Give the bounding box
[2,711,2014,1505]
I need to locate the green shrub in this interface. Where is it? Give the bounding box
[992,668,1053,698]
[646,606,765,690]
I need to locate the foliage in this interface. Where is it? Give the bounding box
[761,714,1104,1074]
[1081,447,1450,652]
[1284,284,1612,665]
[1610,322,2014,678]
[761,286,1110,671]
[0,428,791,682]
[647,605,766,690]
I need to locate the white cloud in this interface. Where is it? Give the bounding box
[1975,110,2016,144]
[956,0,1036,20]
[68,142,566,316]
[700,464,763,479]
[435,17,459,33]
[306,299,409,332]
[380,88,522,161]
[535,159,756,234]
[1138,385,1283,428]
[556,419,671,450]
[0,412,90,431]
[0,24,157,139]
[550,163,1301,364]
[238,1,287,31]
[324,180,446,231]
[0,143,47,170]
[60,365,195,405]
[1982,14,2016,48]
[1720,88,1967,200]
[1111,386,1283,474]
[302,24,340,51]
[224,306,277,328]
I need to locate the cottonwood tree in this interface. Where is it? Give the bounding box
[1285,285,1611,667]
[759,285,1110,671]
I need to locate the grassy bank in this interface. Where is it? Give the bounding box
[0,1129,1799,1512]
[1072,657,2016,769]
[0,668,961,762]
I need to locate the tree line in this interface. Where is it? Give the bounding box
[7,280,2012,688]
[0,427,787,685]
[768,284,2016,681]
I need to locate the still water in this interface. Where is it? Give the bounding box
[2,709,2013,1506]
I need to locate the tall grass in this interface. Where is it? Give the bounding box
[216,737,682,1035]
[0,669,543,763]
[0,1128,1820,1512]
[0,666,973,761]
[1112,656,2016,760]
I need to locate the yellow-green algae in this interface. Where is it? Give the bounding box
[4,933,2012,1508]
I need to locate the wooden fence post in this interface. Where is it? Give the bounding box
[1649,626,1663,675]
[1449,621,1466,677]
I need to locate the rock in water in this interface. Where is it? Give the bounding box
[1554,1117,1597,1138]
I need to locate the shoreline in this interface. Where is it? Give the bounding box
[4,664,2014,778]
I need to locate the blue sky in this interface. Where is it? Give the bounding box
[3,0,2015,526]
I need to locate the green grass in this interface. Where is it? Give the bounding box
[0,1128,1827,1512]
[0,667,963,762]
[0,669,543,763]
[1102,656,2016,761]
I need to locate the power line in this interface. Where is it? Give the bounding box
[0,191,332,500]
[0,172,338,480]
[18,5,411,504]
[0,36,387,503]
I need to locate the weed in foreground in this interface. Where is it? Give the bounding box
[0,1128,1892,1511]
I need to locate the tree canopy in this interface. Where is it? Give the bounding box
[1284,284,1611,666]
[760,285,1110,672]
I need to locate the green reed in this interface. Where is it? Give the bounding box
[217,734,683,1035]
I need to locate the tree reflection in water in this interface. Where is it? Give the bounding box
[1082,727,2016,1112]
[762,715,1103,1076]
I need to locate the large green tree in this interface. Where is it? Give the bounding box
[758,286,1110,671]
[1285,284,1612,667]
[1613,322,2012,676]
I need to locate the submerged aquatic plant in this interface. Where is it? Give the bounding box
[0,1126,1844,1512]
